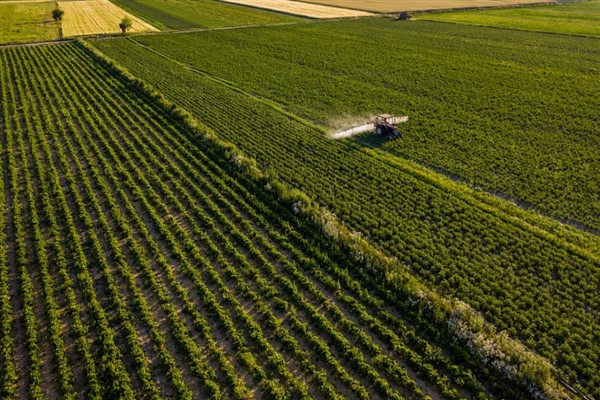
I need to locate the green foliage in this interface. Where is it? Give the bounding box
[92,20,600,398]
[119,19,600,233]
[421,0,600,37]
[109,0,300,30]
[52,7,64,22]
[119,16,133,33]
[1,40,535,400]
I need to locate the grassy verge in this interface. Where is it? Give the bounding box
[0,2,58,44]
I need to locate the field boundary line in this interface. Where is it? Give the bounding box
[362,146,600,263]
[126,35,600,261]
[0,39,74,49]
[126,35,329,135]
[92,19,313,39]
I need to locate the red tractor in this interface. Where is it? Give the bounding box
[328,113,407,140]
[374,114,403,139]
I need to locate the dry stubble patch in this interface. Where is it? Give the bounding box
[293,0,554,13]
[219,0,373,18]
[58,0,157,37]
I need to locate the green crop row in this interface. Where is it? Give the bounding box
[0,40,528,399]
[91,22,600,398]
[118,19,600,233]
[78,39,570,399]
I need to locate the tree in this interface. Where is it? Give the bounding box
[52,7,64,22]
[52,8,64,39]
[119,16,132,34]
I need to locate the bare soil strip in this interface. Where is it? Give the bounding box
[218,0,373,18]
[58,0,157,37]
[294,0,555,13]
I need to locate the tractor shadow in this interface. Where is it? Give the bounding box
[353,133,397,150]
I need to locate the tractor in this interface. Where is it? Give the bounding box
[374,114,403,139]
[329,113,407,140]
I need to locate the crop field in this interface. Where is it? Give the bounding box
[58,0,157,37]
[97,20,600,234]
[109,0,301,30]
[0,2,58,44]
[93,20,600,397]
[422,0,600,37]
[0,41,547,400]
[291,0,549,13]
[217,0,373,18]
[2,0,599,398]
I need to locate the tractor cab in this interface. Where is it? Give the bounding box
[375,114,393,125]
[374,114,402,139]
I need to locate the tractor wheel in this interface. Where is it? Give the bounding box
[376,126,383,136]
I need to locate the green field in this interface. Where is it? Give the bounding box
[109,0,301,30]
[2,41,544,400]
[93,19,600,398]
[97,19,600,234]
[0,2,58,44]
[421,0,600,37]
[1,1,599,398]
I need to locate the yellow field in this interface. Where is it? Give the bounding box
[58,0,157,37]
[294,0,553,13]
[219,0,373,18]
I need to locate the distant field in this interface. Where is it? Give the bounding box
[422,0,600,36]
[58,0,157,37]
[218,0,373,18]
[294,0,550,12]
[109,0,301,30]
[0,2,57,44]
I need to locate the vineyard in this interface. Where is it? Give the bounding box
[92,21,600,398]
[107,19,600,234]
[0,41,549,400]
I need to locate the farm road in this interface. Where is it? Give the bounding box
[0,39,74,49]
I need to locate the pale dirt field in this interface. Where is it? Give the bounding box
[58,0,158,36]
[219,0,373,18]
[294,0,554,13]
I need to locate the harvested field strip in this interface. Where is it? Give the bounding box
[218,0,373,18]
[0,41,513,399]
[109,0,301,30]
[58,0,157,37]
[294,0,553,13]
